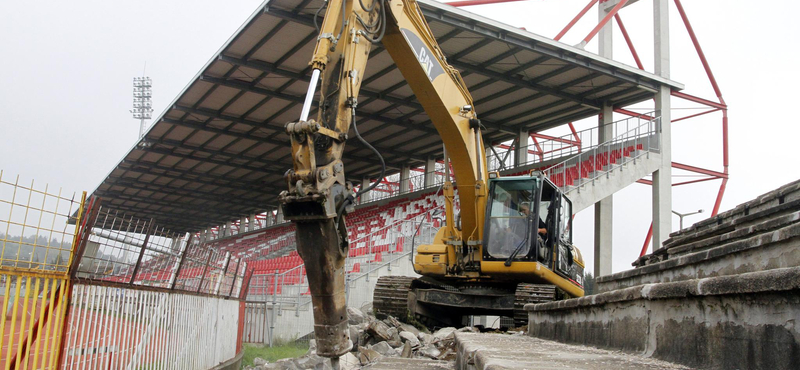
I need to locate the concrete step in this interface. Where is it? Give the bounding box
[595,179,800,294]
[643,178,800,264]
[367,357,454,369]
[526,266,800,370]
[596,209,800,293]
[453,332,690,369]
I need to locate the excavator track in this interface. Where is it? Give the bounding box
[513,284,556,328]
[373,276,415,319]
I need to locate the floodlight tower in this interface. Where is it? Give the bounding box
[130,77,154,139]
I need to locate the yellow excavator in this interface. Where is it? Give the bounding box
[278,0,585,360]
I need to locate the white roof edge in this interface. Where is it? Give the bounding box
[419,0,684,90]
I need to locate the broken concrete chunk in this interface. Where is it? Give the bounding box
[384,316,403,328]
[418,343,442,359]
[357,345,382,365]
[437,348,457,362]
[348,326,360,348]
[337,352,360,370]
[387,327,402,347]
[399,323,421,337]
[401,341,413,358]
[418,332,434,346]
[432,327,457,340]
[399,331,421,347]
[274,358,301,370]
[367,320,393,342]
[294,353,327,369]
[347,306,366,325]
[370,341,398,357]
[254,357,268,366]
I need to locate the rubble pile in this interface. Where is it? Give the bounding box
[245,305,479,369]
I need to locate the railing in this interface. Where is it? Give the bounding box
[210,115,659,243]
[358,171,453,203]
[245,214,438,306]
[243,208,439,345]
[543,115,661,195]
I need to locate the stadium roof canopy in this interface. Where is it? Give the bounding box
[91,0,682,233]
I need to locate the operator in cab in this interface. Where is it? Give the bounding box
[518,203,547,236]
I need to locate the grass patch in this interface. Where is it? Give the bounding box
[242,343,309,367]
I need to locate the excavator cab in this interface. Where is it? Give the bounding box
[483,175,568,263]
[482,174,583,287]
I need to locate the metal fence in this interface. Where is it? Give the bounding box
[0,171,86,370]
[61,285,240,369]
[63,203,250,369]
[0,170,251,369]
[74,206,248,299]
[0,171,82,274]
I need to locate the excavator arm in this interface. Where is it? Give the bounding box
[279,0,488,358]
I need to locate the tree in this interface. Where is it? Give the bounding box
[584,271,596,295]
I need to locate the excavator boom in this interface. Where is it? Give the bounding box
[279,0,489,358]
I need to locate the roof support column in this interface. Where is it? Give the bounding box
[224,221,233,237]
[424,157,436,188]
[400,165,411,194]
[249,213,256,232]
[594,3,614,276]
[276,207,284,224]
[652,0,672,252]
[594,105,614,277]
[515,128,529,167]
[360,178,372,203]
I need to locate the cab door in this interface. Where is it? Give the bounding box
[553,190,575,277]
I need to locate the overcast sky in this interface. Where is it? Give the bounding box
[1,0,798,274]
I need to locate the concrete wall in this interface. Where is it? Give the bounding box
[528,267,800,369]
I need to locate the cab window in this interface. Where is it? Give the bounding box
[485,180,536,259]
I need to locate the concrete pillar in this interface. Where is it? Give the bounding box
[249,213,256,232]
[652,0,672,252]
[266,210,274,226]
[514,128,529,167]
[360,178,372,203]
[224,221,232,237]
[276,207,284,223]
[400,165,410,194]
[424,157,436,188]
[592,5,615,277]
[598,0,613,60]
[594,105,615,276]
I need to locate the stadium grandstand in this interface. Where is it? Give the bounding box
[79,0,690,348]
